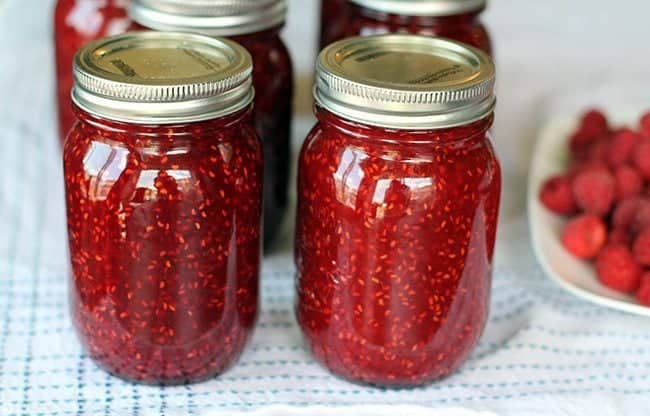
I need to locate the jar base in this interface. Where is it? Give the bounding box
[297,307,480,389]
[81,343,249,386]
[303,344,463,389]
[73,312,256,386]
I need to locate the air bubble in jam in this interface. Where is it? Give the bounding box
[64,105,263,384]
[295,108,501,387]
[55,0,131,144]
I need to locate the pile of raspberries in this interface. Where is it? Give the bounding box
[539,109,650,305]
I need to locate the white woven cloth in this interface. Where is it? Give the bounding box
[2,0,650,415]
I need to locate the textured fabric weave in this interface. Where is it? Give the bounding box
[2,0,650,415]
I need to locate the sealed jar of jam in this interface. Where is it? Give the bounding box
[130,0,294,248]
[64,32,262,384]
[296,35,500,387]
[319,0,350,49]
[55,0,131,144]
[321,0,492,55]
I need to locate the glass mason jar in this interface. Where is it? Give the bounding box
[54,0,131,144]
[296,35,501,387]
[64,32,262,384]
[130,0,294,248]
[320,0,492,55]
[319,0,350,49]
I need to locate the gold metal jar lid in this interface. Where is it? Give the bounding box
[348,0,487,16]
[315,34,496,130]
[72,31,254,124]
[130,0,287,36]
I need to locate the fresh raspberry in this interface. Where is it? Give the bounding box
[633,228,650,266]
[608,228,631,246]
[596,245,642,293]
[539,175,576,215]
[561,215,607,260]
[636,272,650,306]
[572,166,616,216]
[640,112,650,139]
[569,129,596,162]
[634,140,650,179]
[614,165,643,200]
[609,129,641,166]
[612,197,642,229]
[569,161,608,179]
[587,138,611,164]
[635,200,650,232]
[580,109,609,137]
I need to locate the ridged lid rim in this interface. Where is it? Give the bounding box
[72,31,254,124]
[315,34,496,130]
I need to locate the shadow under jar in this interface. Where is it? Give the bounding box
[54,0,131,145]
[296,35,501,387]
[130,0,294,249]
[320,0,492,56]
[64,32,262,384]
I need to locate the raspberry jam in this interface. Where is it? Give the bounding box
[231,29,293,247]
[320,0,350,49]
[320,0,492,55]
[64,32,262,384]
[130,0,294,247]
[54,0,131,145]
[296,35,500,386]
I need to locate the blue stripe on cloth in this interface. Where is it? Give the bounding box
[75,357,85,416]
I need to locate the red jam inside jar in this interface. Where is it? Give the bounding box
[54,0,131,145]
[319,0,351,49]
[64,33,262,384]
[296,35,501,386]
[130,0,294,247]
[231,29,293,247]
[320,0,492,55]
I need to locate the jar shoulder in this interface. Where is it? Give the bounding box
[63,120,262,203]
[303,121,498,162]
[239,34,294,80]
[54,0,130,38]
[344,11,492,54]
[299,122,500,211]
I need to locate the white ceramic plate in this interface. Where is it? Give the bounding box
[528,110,650,317]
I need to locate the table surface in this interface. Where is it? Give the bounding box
[2,0,650,415]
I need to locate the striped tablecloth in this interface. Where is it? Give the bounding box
[2,0,650,415]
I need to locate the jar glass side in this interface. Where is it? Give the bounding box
[55,0,131,145]
[128,20,296,248]
[319,0,352,49]
[64,105,263,384]
[231,28,295,248]
[295,107,501,386]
